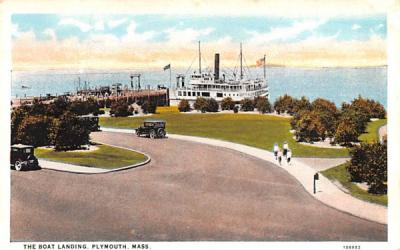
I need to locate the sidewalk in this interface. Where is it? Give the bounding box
[101,127,387,224]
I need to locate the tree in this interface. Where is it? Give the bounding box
[194,97,208,113]
[347,142,387,194]
[46,96,70,117]
[340,105,369,134]
[312,98,339,139]
[254,96,271,114]
[334,118,359,146]
[274,94,295,114]
[110,100,133,117]
[294,110,326,142]
[16,115,51,147]
[178,99,191,112]
[240,98,255,111]
[206,98,219,112]
[11,107,29,144]
[221,97,235,110]
[141,100,157,114]
[50,112,90,150]
[292,96,311,114]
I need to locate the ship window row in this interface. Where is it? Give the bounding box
[178,91,210,97]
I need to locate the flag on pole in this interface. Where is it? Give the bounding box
[256,57,265,67]
[163,64,171,71]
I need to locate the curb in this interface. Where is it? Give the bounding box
[39,143,151,174]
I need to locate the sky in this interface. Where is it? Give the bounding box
[11,14,386,70]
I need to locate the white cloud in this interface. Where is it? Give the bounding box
[122,21,156,43]
[107,18,128,29]
[165,27,214,44]
[351,24,361,30]
[247,19,326,45]
[94,20,104,31]
[43,28,57,41]
[58,18,92,32]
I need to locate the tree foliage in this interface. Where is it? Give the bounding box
[347,142,387,194]
[274,94,295,114]
[221,97,235,110]
[110,100,133,117]
[49,112,90,150]
[240,98,255,111]
[334,118,359,146]
[294,110,326,142]
[178,99,191,112]
[254,96,271,114]
[16,115,51,147]
[194,97,208,113]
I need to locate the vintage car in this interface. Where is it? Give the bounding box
[78,114,100,131]
[10,144,39,171]
[136,119,166,139]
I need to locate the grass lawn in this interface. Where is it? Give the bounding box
[359,119,387,143]
[100,112,349,158]
[321,163,387,206]
[36,144,148,169]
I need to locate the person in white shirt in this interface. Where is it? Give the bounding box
[273,143,279,160]
[287,150,292,165]
[277,150,283,165]
[283,141,289,159]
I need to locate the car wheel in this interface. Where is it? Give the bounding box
[158,128,166,138]
[149,130,156,139]
[136,131,141,137]
[15,161,23,171]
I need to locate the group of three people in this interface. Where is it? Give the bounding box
[273,141,292,165]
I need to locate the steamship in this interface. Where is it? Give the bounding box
[169,42,269,105]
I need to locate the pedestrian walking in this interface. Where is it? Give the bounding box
[283,141,289,159]
[277,150,283,165]
[273,143,279,160]
[287,149,292,165]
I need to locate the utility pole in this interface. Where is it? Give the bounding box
[263,54,266,80]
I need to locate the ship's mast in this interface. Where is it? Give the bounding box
[240,42,243,80]
[198,41,201,74]
[263,54,266,80]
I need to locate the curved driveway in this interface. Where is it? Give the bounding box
[11,131,386,241]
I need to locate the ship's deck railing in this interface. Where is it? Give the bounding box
[177,85,268,92]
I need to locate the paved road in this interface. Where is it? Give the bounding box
[11,132,387,241]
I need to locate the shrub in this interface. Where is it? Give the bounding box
[233,106,239,113]
[334,118,359,146]
[46,96,70,117]
[194,97,208,113]
[110,100,133,117]
[312,98,339,138]
[274,94,295,114]
[206,98,219,112]
[292,96,312,114]
[50,112,90,150]
[221,97,235,110]
[240,98,255,111]
[294,110,326,142]
[16,115,51,147]
[141,100,157,114]
[178,99,191,112]
[254,96,271,114]
[347,142,387,194]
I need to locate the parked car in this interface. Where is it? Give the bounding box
[10,144,39,171]
[78,115,100,131]
[136,119,166,139]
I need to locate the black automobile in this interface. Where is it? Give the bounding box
[79,114,100,131]
[10,144,39,171]
[136,119,166,139]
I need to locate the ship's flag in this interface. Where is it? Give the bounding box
[163,64,171,70]
[256,57,265,67]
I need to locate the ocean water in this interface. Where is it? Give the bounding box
[11,66,387,107]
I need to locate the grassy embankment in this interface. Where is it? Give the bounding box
[100,107,349,158]
[358,118,387,143]
[36,144,148,169]
[321,163,387,206]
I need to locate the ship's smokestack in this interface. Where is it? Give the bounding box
[214,53,220,81]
